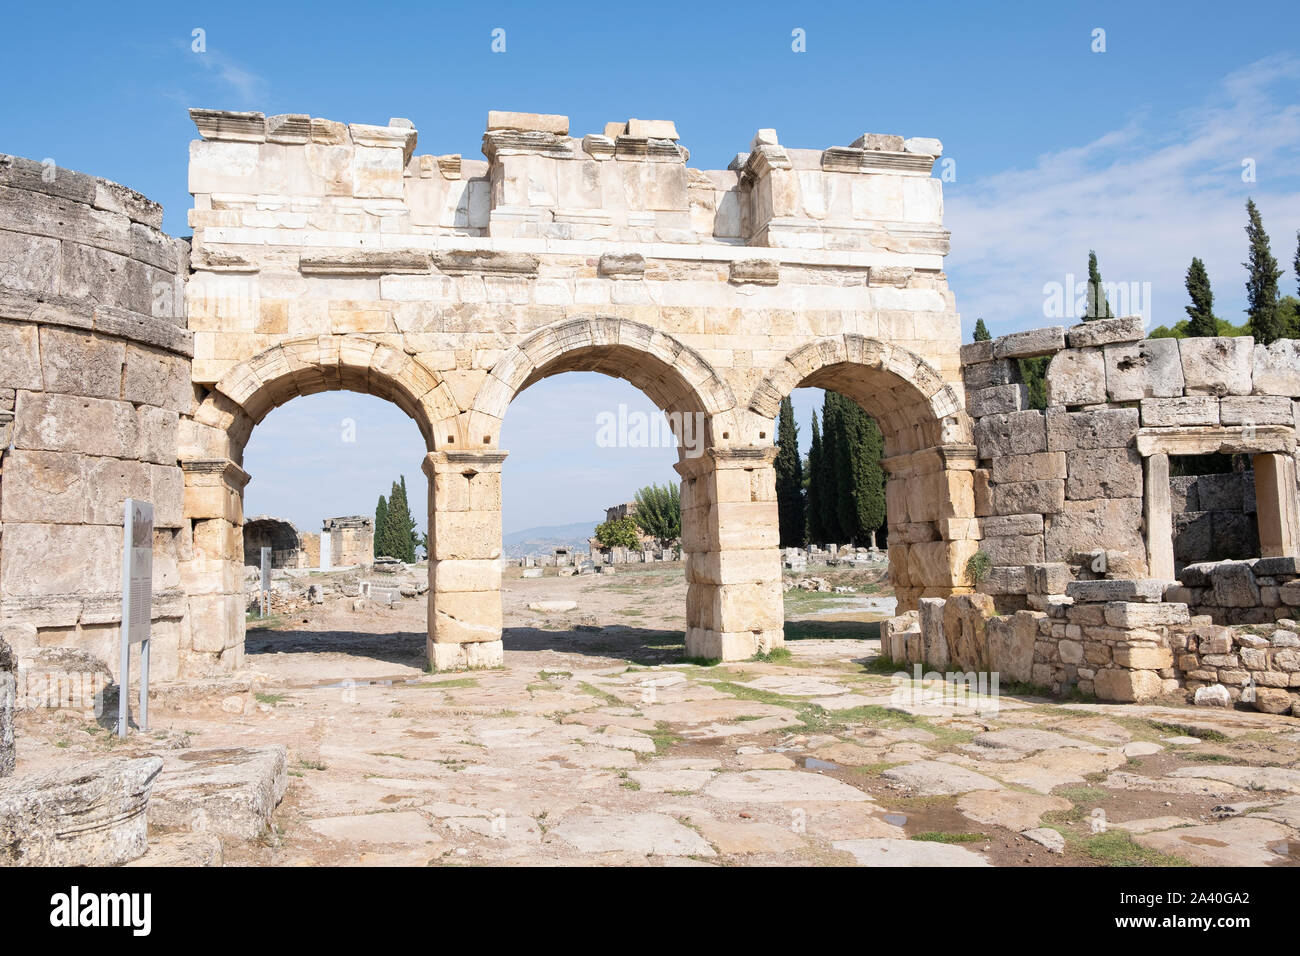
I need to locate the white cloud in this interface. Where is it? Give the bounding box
[945,55,1300,338]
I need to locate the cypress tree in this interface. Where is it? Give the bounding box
[374,494,389,558]
[806,411,825,544]
[859,415,885,548]
[834,397,864,544]
[1183,257,1217,337]
[386,477,416,562]
[972,317,991,342]
[774,397,805,548]
[1085,250,1112,320]
[1244,198,1283,345]
[819,391,843,543]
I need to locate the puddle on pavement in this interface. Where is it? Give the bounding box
[883,813,908,827]
[796,756,843,772]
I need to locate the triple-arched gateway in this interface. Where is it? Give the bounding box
[179,109,973,672]
[0,108,976,678]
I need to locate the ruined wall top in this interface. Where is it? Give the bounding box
[187,107,948,262]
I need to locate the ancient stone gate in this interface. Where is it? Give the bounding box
[1,108,975,679]
[180,108,973,672]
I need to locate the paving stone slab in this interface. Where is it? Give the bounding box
[704,770,873,803]
[548,812,715,857]
[881,760,1004,796]
[832,838,991,867]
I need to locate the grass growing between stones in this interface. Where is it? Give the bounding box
[911,831,989,844]
[750,647,794,664]
[407,677,480,690]
[577,682,622,706]
[1147,721,1230,743]
[1063,829,1191,867]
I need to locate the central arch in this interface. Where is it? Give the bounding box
[177,334,457,676]
[747,334,977,612]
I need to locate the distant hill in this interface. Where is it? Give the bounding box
[502,521,594,558]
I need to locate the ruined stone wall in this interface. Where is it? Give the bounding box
[886,316,1300,705]
[0,157,191,682]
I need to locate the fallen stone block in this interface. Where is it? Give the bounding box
[1065,579,1165,604]
[1065,315,1145,348]
[148,745,288,840]
[994,326,1065,360]
[0,757,161,866]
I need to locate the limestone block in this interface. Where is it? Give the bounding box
[37,326,125,400]
[1209,561,1261,608]
[487,111,569,135]
[1065,446,1142,500]
[627,119,680,141]
[974,410,1047,458]
[977,565,1028,596]
[432,559,502,593]
[989,451,1066,484]
[987,610,1039,682]
[918,598,949,669]
[0,757,162,865]
[1065,316,1145,348]
[1046,407,1138,451]
[431,511,501,561]
[13,390,138,457]
[428,639,504,671]
[980,513,1045,537]
[943,593,995,672]
[963,359,1016,390]
[1044,497,1145,564]
[1220,395,1294,426]
[1252,340,1300,397]
[1093,668,1162,702]
[960,340,994,365]
[1103,602,1190,628]
[430,589,502,644]
[980,534,1045,565]
[1139,396,1219,427]
[1065,579,1165,604]
[1045,348,1105,406]
[1026,562,1072,595]
[991,479,1065,515]
[1178,337,1253,396]
[1104,338,1185,401]
[966,384,1027,417]
[994,326,1064,360]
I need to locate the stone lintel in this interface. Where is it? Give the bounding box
[349,123,418,163]
[434,250,539,277]
[1134,425,1295,457]
[299,249,433,276]
[481,130,575,162]
[190,109,266,142]
[486,111,570,135]
[820,146,935,175]
[882,443,978,477]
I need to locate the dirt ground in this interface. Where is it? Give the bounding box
[12,562,1300,866]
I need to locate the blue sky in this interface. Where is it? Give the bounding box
[4,1,1298,534]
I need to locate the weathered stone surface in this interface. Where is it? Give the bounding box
[1045,348,1105,406]
[955,789,1071,831]
[989,451,1066,484]
[991,479,1065,515]
[1065,315,1145,348]
[832,838,990,866]
[1135,817,1295,867]
[994,326,1065,360]
[704,770,871,802]
[882,760,1003,796]
[1047,407,1138,451]
[1253,340,1300,397]
[1139,396,1219,427]
[1209,561,1261,608]
[148,746,288,839]
[1194,684,1231,707]
[1178,337,1253,396]
[0,757,161,865]
[1220,394,1295,426]
[1066,579,1165,603]
[1065,446,1141,500]
[1104,338,1185,401]
[967,384,1027,417]
[549,812,713,856]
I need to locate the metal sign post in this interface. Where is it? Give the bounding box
[118,498,153,738]
[260,546,271,617]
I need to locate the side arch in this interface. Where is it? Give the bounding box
[209,334,461,451]
[748,334,977,610]
[748,334,969,456]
